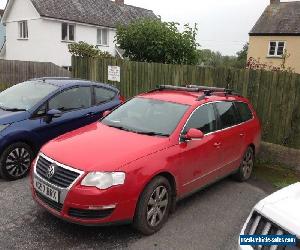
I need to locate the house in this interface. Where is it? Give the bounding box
[247,0,300,73]
[0,0,156,68]
[0,9,5,50]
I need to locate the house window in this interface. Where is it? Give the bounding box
[97,28,109,46]
[62,23,75,42]
[18,21,28,39]
[268,41,285,57]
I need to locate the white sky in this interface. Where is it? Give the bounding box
[0,0,292,55]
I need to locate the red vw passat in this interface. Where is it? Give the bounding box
[31,85,261,235]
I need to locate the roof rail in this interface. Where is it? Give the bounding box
[156,85,202,93]
[148,84,240,100]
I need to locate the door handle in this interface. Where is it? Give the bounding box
[240,133,245,137]
[213,142,221,148]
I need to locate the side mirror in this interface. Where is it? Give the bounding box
[182,128,204,141]
[103,110,112,117]
[47,109,62,118]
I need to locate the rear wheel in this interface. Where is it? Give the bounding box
[233,147,254,182]
[0,142,33,181]
[133,176,172,235]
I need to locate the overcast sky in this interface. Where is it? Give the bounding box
[0,0,288,55]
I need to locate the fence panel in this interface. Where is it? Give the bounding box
[0,59,71,85]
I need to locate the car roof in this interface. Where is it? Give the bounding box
[139,85,249,106]
[30,77,118,91]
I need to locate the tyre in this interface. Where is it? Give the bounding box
[233,147,254,182]
[0,142,33,181]
[133,176,172,235]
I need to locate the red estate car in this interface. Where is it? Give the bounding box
[31,85,261,235]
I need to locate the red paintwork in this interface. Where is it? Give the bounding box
[185,128,204,140]
[31,89,261,225]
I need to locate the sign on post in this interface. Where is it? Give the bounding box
[108,66,121,82]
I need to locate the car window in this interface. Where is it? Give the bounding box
[94,87,116,104]
[183,104,217,134]
[215,102,239,129]
[35,103,47,116]
[102,97,189,136]
[235,102,253,122]
[0,81,58,111]
[49,87,91,112]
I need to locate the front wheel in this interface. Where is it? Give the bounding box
[233,147,254,182]
[133,176,172,235]
[0,142,33,181]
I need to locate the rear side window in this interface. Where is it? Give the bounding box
[235,102,253,122]
[183,104,217,134]
[215,102,239,129]
[94,87,116,104]
[49,87,91,112]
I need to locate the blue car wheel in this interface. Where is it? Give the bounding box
[0,142,33,180]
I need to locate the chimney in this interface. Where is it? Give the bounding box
[115,0,124,5]
[270,0,280,4]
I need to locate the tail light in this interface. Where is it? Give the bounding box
[119,95,125,103]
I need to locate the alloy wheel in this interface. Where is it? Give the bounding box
[5,147,31,178]
[241,149,254,180]
[147,185,169,227]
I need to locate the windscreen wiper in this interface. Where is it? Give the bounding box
[5,108,26,112]
[133,131,169,137]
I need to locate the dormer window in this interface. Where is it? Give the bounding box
[268,41,285,57]
[18,21,28,39]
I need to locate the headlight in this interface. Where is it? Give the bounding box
[81,172,126,190]
[0,124,10,132]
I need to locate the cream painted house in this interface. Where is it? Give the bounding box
[248,0,300,73]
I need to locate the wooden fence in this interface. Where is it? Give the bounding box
[77,57,298,149]
[0,59,71,90]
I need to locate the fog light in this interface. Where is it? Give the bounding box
[88,204,116,210]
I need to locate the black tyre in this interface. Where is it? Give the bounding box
[233,147,254,182]
[133,176,172,235]
[0,142,33,181]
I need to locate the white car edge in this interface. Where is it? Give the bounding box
[239,182,300,250]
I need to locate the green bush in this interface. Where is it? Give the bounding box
[68,41,113,58]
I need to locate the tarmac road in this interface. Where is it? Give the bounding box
[0,176,267,250]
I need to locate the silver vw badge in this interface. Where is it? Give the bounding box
[46,164,56,179]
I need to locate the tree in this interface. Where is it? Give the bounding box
[68,41,113,58]
[235,42,248,68]
[116,19,199,65]
[197,43,249,69]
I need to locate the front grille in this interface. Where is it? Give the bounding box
[68,208,114,219]
[36,155,80,188]
[36,192,63,212]
[244,211,299,250]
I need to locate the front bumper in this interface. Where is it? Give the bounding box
[30,155,137,226]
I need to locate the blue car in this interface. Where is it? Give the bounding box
[0,77,123,180]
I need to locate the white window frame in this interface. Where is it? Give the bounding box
[18,21,28,39]
[97,28,109,46]
[61,23,75,42]
[268,41,286,58]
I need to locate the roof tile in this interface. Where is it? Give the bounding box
[30,0,157,28]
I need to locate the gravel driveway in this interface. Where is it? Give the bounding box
[0,177,267,250]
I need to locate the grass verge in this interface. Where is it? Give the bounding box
[253,159,300,189]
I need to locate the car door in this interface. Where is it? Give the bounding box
[31,86,94,145]
[178,103,223,194]
[214,101,244,176]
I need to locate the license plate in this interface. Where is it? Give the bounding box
[34,179,59,203]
